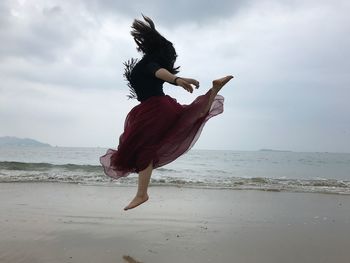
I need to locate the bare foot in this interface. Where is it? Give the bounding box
[212,75,234,91]
[124,194,149,211]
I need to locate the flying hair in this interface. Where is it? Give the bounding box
[130,15,179,74]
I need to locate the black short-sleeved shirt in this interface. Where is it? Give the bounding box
[130,56,165,102]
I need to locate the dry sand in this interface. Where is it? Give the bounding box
[0,182,349,263]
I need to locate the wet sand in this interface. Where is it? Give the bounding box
[0,182,349,263]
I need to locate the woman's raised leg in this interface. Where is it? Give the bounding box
[200,75,234,118]
[124,161,153,211]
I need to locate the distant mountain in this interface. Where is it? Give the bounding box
[0,136,51,147]
[259,149,292,152]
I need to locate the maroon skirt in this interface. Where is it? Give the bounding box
[99,89,224,179]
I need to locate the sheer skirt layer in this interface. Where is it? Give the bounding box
[100,89,224,179]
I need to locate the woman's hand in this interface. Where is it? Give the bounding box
[154,68,200,93]
[181,78,200,88]
[176,77,200,93]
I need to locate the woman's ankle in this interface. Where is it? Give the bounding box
[136,192,148,198]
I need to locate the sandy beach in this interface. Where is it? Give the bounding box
[0,183,349,263]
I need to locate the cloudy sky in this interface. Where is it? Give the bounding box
[1,0,349,152]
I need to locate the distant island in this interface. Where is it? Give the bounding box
[0,136,52,147]
[259,149,292,152]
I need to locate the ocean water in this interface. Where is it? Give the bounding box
[0,146,349,195]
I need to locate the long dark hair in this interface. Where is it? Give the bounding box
[131,15,179,74]
[124,15,180,100]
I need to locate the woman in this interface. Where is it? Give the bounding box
[100,15,233,211]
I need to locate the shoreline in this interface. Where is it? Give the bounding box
[1,180,350,196]
[1,182,349,263]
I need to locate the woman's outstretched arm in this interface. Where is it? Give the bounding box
[155,68,199,93]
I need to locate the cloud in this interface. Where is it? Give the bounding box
[0,0,349,151]
[1,3,77,62]
[81,0,252,26]
[0,77,137,147]
[0,1,135,90]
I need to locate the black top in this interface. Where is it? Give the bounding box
[130,56,165,102]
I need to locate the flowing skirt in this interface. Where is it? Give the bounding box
[99,89,224,179]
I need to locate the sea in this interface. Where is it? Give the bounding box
[0,146,349,195]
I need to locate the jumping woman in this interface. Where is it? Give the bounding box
[100,15,233,211]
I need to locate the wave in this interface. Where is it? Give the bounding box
[149,177,350,195]
[0,161,101,172]
[0,161,349,195]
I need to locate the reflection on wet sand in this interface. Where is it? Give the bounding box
[123,255,143,263]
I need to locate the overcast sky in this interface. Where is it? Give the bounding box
[1,0,349,152]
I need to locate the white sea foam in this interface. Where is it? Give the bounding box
[0,147,350,194]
